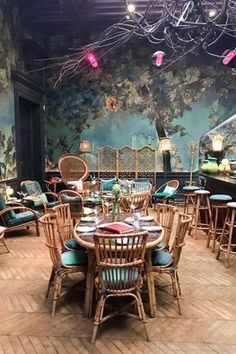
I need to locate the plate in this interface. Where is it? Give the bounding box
[139,216,154,222]
[141,225,162,232]
[81,216,96,222]
[124,217,134,224]
[76,226,96,233]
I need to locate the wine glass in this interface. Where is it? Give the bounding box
[94,207,99,225]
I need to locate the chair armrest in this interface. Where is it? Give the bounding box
[45,192,58,200]
[0,205,39,217]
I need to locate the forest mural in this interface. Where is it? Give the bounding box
[45,40,236,172]
[0,1,23,180]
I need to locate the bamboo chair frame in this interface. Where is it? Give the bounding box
[58,190,84,223]
[146,213,192,317]
[52,203,74,251]
[155,203,178,250]
[58,154,89,186]
[39,214,87,316]
[0,205,39,235]
[120,192,150,215]
[91,230,149,343]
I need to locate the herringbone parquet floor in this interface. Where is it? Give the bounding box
[1,209,236,354]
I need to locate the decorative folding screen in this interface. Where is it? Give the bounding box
[97,146,156,186]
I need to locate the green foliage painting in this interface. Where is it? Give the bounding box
[45,41,236,172]
[0,1,23,180]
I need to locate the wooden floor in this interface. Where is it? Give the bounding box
[1,209,236,354]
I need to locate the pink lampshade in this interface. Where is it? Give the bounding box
[152,51,165,67]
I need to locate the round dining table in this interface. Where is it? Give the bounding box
[74,212,164,318]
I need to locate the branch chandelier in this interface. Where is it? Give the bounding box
[37,0,236,84]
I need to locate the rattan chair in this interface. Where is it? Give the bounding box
[58,190,84,223]
[0,195,39,236]
[152,179,179,210]
[39,214,88,316]
[91,231,149,343]
[58,154,89,191]
[21,180,59,214]
[53,203,85,252]
[120,192,150,215]
[147,213,192,317]
[154,203,178,251]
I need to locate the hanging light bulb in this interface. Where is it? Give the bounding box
[152,51,165,67]
[85,52,98,68]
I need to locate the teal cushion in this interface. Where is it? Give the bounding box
[153,192,176,199]
[6,210,37,227]
[65,238,86,251]
[61,250,88,266]
[101,178,116,191]
[210,194,232,202]
[152,250,173,266]
[152,240,166,251]
[0,195,16,223]
[47,201,59,208]
[22,181,42,195]
[102,268,138,284]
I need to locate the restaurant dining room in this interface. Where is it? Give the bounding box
[1,0,236,353]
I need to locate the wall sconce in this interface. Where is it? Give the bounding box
[79,140,92,153]
[212,134,224,152]
[158,137,172,152]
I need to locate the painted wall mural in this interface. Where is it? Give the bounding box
[0,1,24,180]
[45,41,236,172]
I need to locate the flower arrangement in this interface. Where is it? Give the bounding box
[112,182,121,221]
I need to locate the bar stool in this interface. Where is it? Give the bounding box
[182,185,201,215]
[216,202,236,268]
[190,190,211,240]
[207,194,232,252]
[0,226,9,253]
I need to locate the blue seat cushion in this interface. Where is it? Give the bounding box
[6,211,37,227]
[102,268,138,284]
[65,238,86,251]
[61,250,88,266]
[152,250,173,266]
[101,178,116,191]
[210,194,232,202]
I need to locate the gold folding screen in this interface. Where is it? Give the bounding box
[97,145,156,186]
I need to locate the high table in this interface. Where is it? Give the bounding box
[74,213,164,318]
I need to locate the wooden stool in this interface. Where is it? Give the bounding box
[0,227,9,253]
[190,190,211,239]
[182,185,201,215]
[216,202,236,268]
[207,194,232,252]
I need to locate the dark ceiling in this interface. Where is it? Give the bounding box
[22,0,141,36]
[22,0,230,36]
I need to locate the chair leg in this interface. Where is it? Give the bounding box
[176,271,181,296]
[45,268,55,298]
[52,275,61,316]
[91,294,106,344]
[135,290,150,342]
[35,220,40,236]
[170,271,181,315]
[146,269,157,317]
